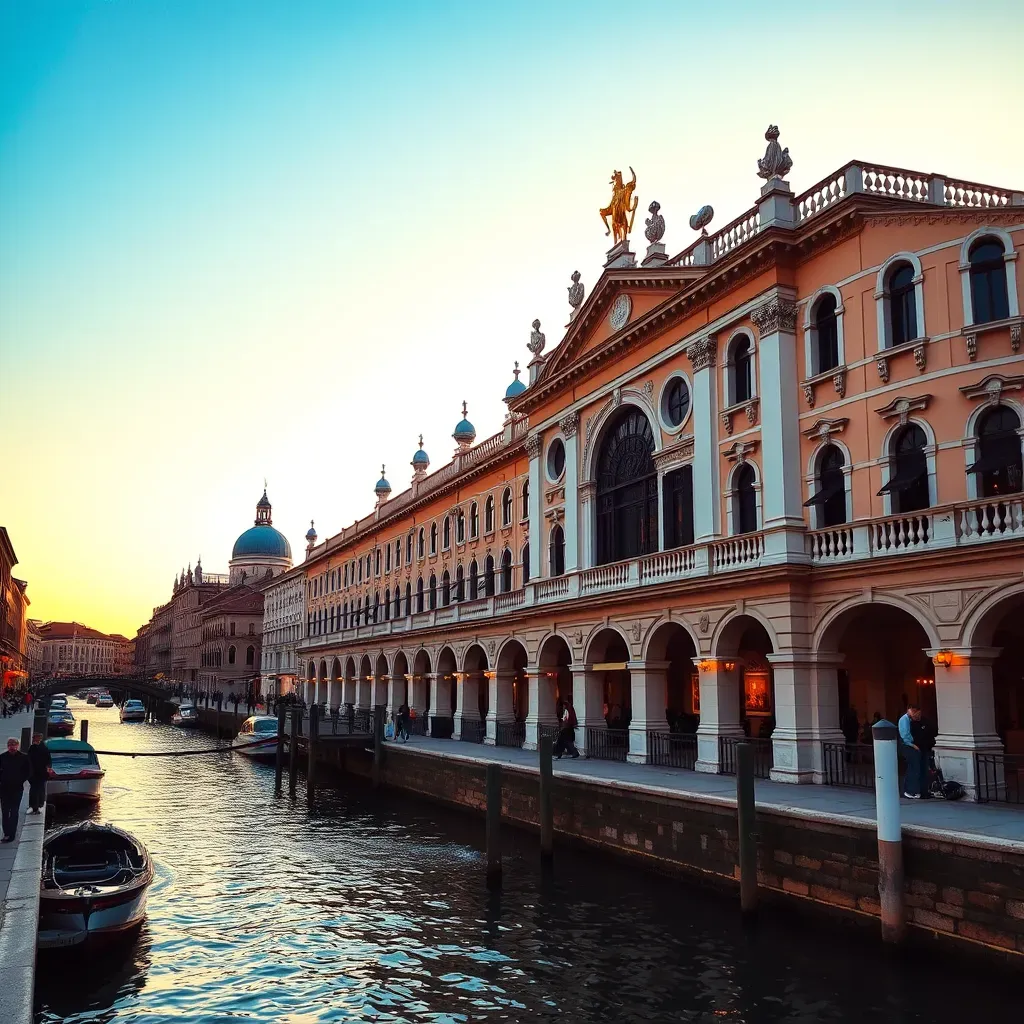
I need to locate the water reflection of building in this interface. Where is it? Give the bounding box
[296,131,1023,798]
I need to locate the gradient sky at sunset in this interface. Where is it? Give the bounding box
[2,1,1022,636]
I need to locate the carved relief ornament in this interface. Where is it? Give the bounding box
[802,417,849,440]
[958,373,1024,405]
[750,297,798,335]
[524,433,543,459]
[559,411,580,439]
[686,336,717,372]
[875,394,931,425]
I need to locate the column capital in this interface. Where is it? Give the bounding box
[750,296,798,336]
[685,335,717,372]
[525,433,543,460]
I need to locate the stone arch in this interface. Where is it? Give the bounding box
[642,616,700,660]
[392,650,410,708]
[329,657,343,709]
[961,581,1024,649]
[814,593,941,653]
[411,647,431,718]
[374,652,389,707]
[584,623,632,664]
[433,645,458,737]
[344,655,357,705]
[712,607,780,658]
[358,654,373,708]
[461,642,490,730]
[585,626,632,731]
[582,388,661,481]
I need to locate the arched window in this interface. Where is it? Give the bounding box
[385,545,391,573]
[971,406,1022,497]
[806,444,847,527]
[455,564,465,601]
[501,488,513,526]
[416,577,424,613]
[969,240,1010,325]
[395,539,401,568]
[393,586,401,618]
[733,463,758,535]
[470,502,479,538]
[429,523,438,555]
[484,496,495,533]
[441,569,451,606]
[246,645,255,666]
[522,543,530,584]
[469,559,479,600]
[813,293,840,373]
[484,554,495,597]
[417,528,424,559]
[500,549,513,592]
[329,607,335,632]
[595,408,658,564]
[406,534,412,564]
[228,645,236,665]
[887,263,917,347]
[520,480,529,520]
[729,335,753,404]
[428,573,437,610]
[442,517,451,550]
[549,524,565,577]
[364,593,371,625]
[880,424,929,513]
[373,591,380,623]
[456,509,465,545]
[343,564,348,587]
[404,582,412,616]
[383,593,390,621]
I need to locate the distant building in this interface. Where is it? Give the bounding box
[36,621,133,678]
[260,565,305,698]
[1,526,30,694]
[198,585,266,699]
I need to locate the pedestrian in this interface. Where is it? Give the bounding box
[553,701,580,760]
[27,733,50,814]
[916,709,937,798]
[397,702,410,742]
[0,737,31,842]
[897,702,927,799]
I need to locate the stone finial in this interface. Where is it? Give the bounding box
[689,205,714,234]
[757,125,793,182]
[567,271,584,319]
[527,319,546,357]
[644,201,665,245]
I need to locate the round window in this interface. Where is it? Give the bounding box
[547,438,566,480]
[663,377,691,428]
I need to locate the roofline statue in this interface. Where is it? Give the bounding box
[600,167,638,245]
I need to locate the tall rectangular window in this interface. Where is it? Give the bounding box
[663,466,694,549]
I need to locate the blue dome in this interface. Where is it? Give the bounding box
[232,525,292,560]
[454,418,476,438]
[305,520,317,542]
[412,448,429,465]
[505,361,526,400]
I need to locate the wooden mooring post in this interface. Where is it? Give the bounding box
[372,706,384,788]
[274,704,286,794]
[736,742,758,915]
[485,762,502,888]
[80,719,89,744]
[20,726,31,751]
[288,705,300,796]
[306,704,319,805]
[539,735,554,860]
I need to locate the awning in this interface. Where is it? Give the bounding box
[804,478,844,507]
[877,465,925,496]
[966,439,1019,475]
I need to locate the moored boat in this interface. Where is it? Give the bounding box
[46,738,105,802]
[230,715,280,762]
[119,699,147,722]
[171,703,199,727]
[86,692,98,705]
[38,822,153,949]
[95,693,114,709]
[47,708,76,737]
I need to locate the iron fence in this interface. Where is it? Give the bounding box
[975,752,1024,804]
[718,736,772,778]
[459,717,486,744]
[538,723,561,748]
[430,715,454,740]
[585,727,629,762]
[822,741,875,788]
[407,713,428,736]
[647,731,698,770]
[495,720,526,748]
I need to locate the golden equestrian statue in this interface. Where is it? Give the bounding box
[599,167,638,244]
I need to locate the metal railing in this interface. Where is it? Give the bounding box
[822,741,874,789]
[407,713,428,736]
[495,720,526,748]
[975,752,1024,804]
[538,723,561,748]
[459,717,485,743]
[430,715,454,739]
[585,727,629,762]
[718,736,772,778]
[647,731,698,770]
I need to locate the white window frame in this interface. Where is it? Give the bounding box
[962,396,1024,500]
[657,370,694,434]
[959,226,1020,327]
[722,328,758,408]
[725,458,762,536]
[875,252,926,351]
[803,285,846,377]
[804,439,853,529]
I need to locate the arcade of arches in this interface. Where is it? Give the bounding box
[296,585,1024,800]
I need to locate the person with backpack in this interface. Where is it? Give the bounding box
[553,699,580,759]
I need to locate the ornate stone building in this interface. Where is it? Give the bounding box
[296,132,1024,798]
[36,621,133,677]
[0,526,30,692]
[198,585,266,698]
[260,564,306,698]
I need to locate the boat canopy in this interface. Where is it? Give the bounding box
[46,739,96,753]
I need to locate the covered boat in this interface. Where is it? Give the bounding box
[46,738,105,802]
[171,703,199,727]
[231,715,280,762]
[47,708,76,737]
[38,822,153,949]
[120,699,147,722]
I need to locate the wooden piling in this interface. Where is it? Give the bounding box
[288,705,300,795]
[736,742,758,915]
[872,719,905,944]
[539,735,554,859]
[20,726,31,750]
[274,704,286,794]
[306,704,319,805]
[80,719,89,744]
[372,705,384,788]
[486,762,502,888]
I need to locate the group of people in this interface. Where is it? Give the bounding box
[386,703,414,742]
[0,733,51,843]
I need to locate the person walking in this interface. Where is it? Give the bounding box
[897,702,927,799]
[553,701,580,759]
[0,737,31,842]
[27,733,50,813]
[397,702,410,742]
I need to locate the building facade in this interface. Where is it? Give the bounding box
[36,621,134,678]
[260,565,306,697]
[0,526,30,693]
[294,134,1024,799]
[198,585,265,698]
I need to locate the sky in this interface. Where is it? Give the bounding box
[2,0,1023,637]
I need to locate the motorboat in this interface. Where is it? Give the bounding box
[119,699,146,723]
[95,693,114,709]
[50,696,69,710]
[46,739,105,802]
[38,822,153,949]
[86,692,98,705]
[171,703,199,727]
[231,715,280,762]
[47,708,77,737]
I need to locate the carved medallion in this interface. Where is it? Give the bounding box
[609,294,632,331]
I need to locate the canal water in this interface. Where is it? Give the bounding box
[35,698,1015,1023]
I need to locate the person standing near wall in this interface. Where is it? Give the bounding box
[27,733,50,813]
[0,737,30,841]
[898,703,926,799]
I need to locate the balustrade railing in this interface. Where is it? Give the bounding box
[494,588,526,611]
[495,720,526,749]
[579,561,631,596]
[957,497,1024,542]
[795,168,849,222]
[821,742,874,789]
[975,753,1023,804]
[806,526,855,562]
[860,163,930,203]
[718,736,772,778]
[711,207,760,260]
[647,731,698,770]
[640,547,696,582]
[459,717,486,744]
[870,514,931,554]
[535,576,571,601]
[944,179,1012,209]
[585,726,629,762]
[712,533,763,570]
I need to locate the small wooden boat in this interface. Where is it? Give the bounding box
[170,703,199,727]
[38,823,153,949]
[230,715,280,762]
[46,738,105,802]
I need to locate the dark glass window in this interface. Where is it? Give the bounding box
[549,524,565,577]
[734,464,758,535]
[522,544,530,585]
[485,497,494,533]
[596,409,658,564]
[469,560,478,600]
[879,424,929,513]
[441,570,451,606]
[484,555,495,597]
[663,465,694,549]
[470,502,479,538]
[814,293,840,373]
[888,264,917,346]
[428,574,437,610]
[521,480,529,519]
[971,405,1022,497]
[394,587,401,618]
[969,240,1010,325]
[732,336,752,404]
[547,439,565,479]
[404,583,411,616]
[416,578,424,613]
[805,444,846,526]
[455,565,464,601]
[443,518,451,550]
[501,489,513,526]
[500,549,513,592]
[664,377,691,427]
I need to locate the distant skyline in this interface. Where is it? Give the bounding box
[2,0,1023,636]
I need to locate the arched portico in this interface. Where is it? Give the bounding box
[579,627,631,759]
[344,656,357,706]
[527,634,570,749]
[456,644,488,742]
[330,657,343,710]
[306,661,315,705]
[357,655,373,709]
[318,659,328,707]
[412,649,431,723]
[391,651,410,714]
[431,646,457,738]
[374,653,389,708]
[490,638,527,746]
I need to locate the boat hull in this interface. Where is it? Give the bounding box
[120,712,146,722]
[38,887,149,949]
[47,724,75,737]
[46,776,103,802]
[171,716,199,727]
[232,737,279,763]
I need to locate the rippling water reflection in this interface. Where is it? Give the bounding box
[35,699,1015,1023]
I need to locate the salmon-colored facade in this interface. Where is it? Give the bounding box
[297,154,1024,798]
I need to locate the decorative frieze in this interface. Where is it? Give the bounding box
[750,297,798,335]
[559,411,580,439]
[686,335,717,372]
[524,433,543,459]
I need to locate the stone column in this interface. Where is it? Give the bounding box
[929,647,1004,800]
[572,663,605,757]
[685,336,719,548]
[356,675,371,710]
[526,434,543,580]
[385,676,397,717]
[805,652,847,782]
[627,660,670,763]
[695,659,744,772]
[372,675,388,709]
[579,481,597,569]
[750,296,806,564]
[451,673,468,739]
[485,670,516,744]
[411,674,427,715]
[766,652,826,784]
[560,412,580,572]
[427,673,449,737]
[524,669,558,750]
[343,677,356,707]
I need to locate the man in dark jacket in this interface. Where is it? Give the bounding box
[0,737,31,841]
[27,733,51,813]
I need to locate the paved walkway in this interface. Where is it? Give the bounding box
[389,734,1024,848]
[0,708,45,1024]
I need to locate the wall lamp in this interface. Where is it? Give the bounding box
[934,650,954,668]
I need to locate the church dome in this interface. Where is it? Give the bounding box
[504,361,526,400]
[231,490,293,559]
[375,466,392,497]
[412,435,430,467]
[453,401,476,442]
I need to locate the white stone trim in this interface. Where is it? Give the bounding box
[802,285,846,376]
[878,415,937,515]
[875,251,926,352]
[656,370,694,435]
[724,457,762,536]
[959,226,1020,326]
[804,437,853,528]
[722,327,758,406]
[544,432,566,485]
[962,395,1024,500]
